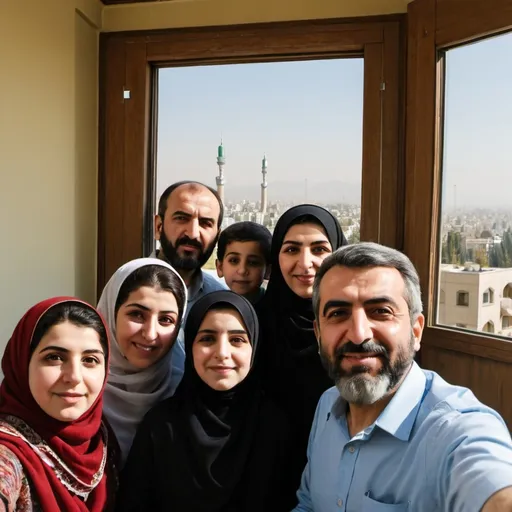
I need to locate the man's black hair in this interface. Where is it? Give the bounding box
[158,181,224,227]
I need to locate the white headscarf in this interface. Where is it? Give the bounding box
[97,257,187,464]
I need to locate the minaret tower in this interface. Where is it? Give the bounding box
[216,140,226,203]
[260,154,268,214]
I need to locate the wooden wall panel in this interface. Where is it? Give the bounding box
[360,42,383,243]
[381,22,404,249]
[421,345,474,389]
[403,0,436,313]
[123,42,150,264]
[98,37,126,295]
[421,345,512,427]
[436,0,512,47]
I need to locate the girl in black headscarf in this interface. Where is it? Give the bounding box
[116,290,292,512]
[257,204,348,503]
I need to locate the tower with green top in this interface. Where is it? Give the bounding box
[260,154,268,214]
[216,140,226,203]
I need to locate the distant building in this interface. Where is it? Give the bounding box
[438,264,512,335]
[464,236,500,260]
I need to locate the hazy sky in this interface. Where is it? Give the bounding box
[156,31,511,207]
[443,32,512,209]
[156,58,364,201]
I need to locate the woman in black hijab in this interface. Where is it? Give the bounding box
[257,204,348,502]
[116,290,292,511]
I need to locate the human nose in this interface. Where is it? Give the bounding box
[298,248,314,271]
[237,261,249,276]
[186,219,200,240]
[346,309,373,345]
[142,317,158,341]
[62,359,82,385]
[215,337,230,360]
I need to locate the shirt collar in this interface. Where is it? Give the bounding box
[331,361,426,442]
[374,361,426,441]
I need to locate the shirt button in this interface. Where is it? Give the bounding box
[337,498,343,507]
[348,446,355,453]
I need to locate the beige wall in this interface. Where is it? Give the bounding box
[103,0,411,32]
[0,0,101,364]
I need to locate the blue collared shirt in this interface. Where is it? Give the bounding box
[294,362,512,512]
[169,269,226,392]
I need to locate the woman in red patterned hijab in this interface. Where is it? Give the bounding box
[0,297,116,511]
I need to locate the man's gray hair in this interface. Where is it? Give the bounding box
[312,242,423,321]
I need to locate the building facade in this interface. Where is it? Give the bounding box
[438,264,512,336]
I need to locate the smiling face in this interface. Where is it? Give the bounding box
[278,222,333,299]
[28,321,106,422]
[115,286,179,369]
[216,241,267,297]
[314,265,424,405]
[192,308,253,391]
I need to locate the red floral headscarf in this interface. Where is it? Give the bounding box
[0,297,110,511]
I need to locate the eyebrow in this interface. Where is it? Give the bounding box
[225,251,263,259]
[322,296,400,316]
[197,329,248,335]
[125,303,178,315]
[39,346,105,356]
[282,239,329,247]
[172,210,215,225]
[172,210,191,218]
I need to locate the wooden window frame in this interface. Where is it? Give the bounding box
[405,0,512,365]
[98,16,406,293]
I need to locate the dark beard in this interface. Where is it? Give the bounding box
[159,229,218,271]
[319,334,415,405]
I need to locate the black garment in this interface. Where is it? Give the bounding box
[116,291,293,512]
[256,204,347,504]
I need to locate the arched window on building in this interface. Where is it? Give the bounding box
[483,288,494,304]
[482,321,495,334]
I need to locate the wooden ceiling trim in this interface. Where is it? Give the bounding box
[102,0,169,5]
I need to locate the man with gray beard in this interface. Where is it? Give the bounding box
[294,242,512,512]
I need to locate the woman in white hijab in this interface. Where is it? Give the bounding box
[97,258,187,465]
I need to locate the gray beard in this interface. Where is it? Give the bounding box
[319,333,415,405]
[336,371,394,405]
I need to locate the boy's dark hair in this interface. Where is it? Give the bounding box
[157,181,224,228]
[217,222,272,263]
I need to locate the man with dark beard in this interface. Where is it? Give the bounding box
[294,242,512,512]
[152,181,226,389]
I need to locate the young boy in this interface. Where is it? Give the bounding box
[216,221,271,304]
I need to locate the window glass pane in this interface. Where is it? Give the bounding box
[156,59,364,269]
[436,31,512,339]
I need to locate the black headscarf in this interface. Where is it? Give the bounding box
[260,204,347,358]
[117,290,293,511]
[257,204,347,502]
[263,204,347,354]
